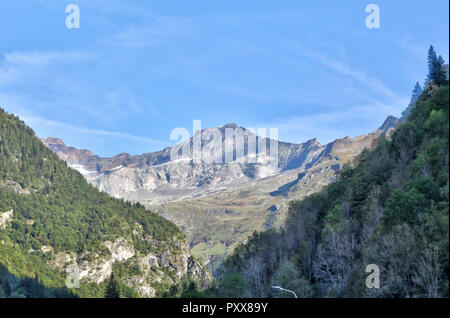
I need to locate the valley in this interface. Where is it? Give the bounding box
[43,116,399,272]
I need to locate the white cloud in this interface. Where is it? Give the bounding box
[101,17,192,48]
[22,115,166,146]
[305,52,397,99]
[1,50,95,66]
[250,95,409,145]
[0,50,97,84]
[0,49,161,125]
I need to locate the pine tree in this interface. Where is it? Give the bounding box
[402,82,423,119]
[427,46,447,86]
[427,45,438,81]
[436,55,448,84]
[411,82,423,104]
[105,273,120,298]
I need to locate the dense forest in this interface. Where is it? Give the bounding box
[212,46,449,298]
[0,107,187,297]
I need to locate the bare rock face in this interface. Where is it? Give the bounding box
[0,181,31,195]
[48,237,212,297]
[78,258,114,285]
[42,117,398,272]
[40,137,95,164]
[125,276,156,298]
[378,115,400,135]
[0,210,13,230]
[187,256,214,289]
[140,254,159,268]
[104,237,135,262]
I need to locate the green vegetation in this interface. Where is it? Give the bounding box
[0,108,186,297]
[0,261,74,298]
[162,275,209,298]
[190,242,227,263]
[105,273,121,298]
[213,47,449,298]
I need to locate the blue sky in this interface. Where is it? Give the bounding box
[0,0,448,157]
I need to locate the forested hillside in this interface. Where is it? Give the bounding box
[0,109,209,297]
[213,47,449,298]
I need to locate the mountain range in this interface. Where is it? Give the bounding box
[42,115,399,271]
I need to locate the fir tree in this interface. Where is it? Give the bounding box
[427,46,447,86]
[402,82,423,119]
[436,55,448,84]
[427,45,438,81]
[105,273,120,298]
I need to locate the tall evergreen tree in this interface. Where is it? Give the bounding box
[427,46,447,86]
[411,82,423,103]
[427,45,438,80]
[105,273,120,298]
[436,55,448,84]
[402,82,423,119]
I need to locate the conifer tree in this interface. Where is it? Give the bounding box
[427,45,438,80]
[427,46,447,86]
[105,273,120,298]
[402,82,423,119]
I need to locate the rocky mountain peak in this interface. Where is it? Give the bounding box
[41,137,95,164]
[305,138,321,147]
[41,137,65,146]
[378,115,400,135]
[221,123,238,129]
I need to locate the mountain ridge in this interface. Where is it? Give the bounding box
[41,115,398,173]
[42,115,399,271]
